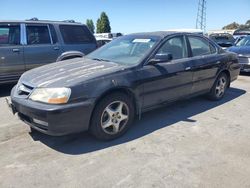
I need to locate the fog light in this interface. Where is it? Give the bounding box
[33,118,48,126]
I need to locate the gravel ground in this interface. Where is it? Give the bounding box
[0,75,250,188]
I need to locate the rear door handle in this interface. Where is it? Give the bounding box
[54,47,60,50]
[185,67,191,71]
[12,48,20,53]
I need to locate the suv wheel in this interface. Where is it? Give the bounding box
[90,92,135,140]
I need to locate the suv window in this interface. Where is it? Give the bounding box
[157,36,188,60]
[0,25,20,45]
[189,36,215,56]
[59,25,94,44]
[26,25,51,45]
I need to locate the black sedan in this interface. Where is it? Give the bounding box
[8,32,240,140]
[228,36,250,72]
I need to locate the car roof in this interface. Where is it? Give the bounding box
[127,31,198,39]
[0,20,84,26]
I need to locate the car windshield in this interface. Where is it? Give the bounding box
[87,36,159,65]
[236,36,250,47]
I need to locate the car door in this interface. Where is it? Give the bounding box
[0,23,25,83]
[187,35,222,93]
[23,24,61,71]
[139,35,193,109]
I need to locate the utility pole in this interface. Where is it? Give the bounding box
[196,0,207,32]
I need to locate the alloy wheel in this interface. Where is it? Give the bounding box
[101,101,129,135]
[215,76,227,98]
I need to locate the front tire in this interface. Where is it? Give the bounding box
[207,73,229,101]
[90,92,135,140]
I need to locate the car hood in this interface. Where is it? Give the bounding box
[19,58,127,88]
[228,46,250,57]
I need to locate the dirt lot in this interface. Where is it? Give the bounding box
[0,75,250,188]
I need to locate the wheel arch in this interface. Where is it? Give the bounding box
[89,87,140,130]
[218,69,231,88]
[94,87,139,113]
[56,51,85,62]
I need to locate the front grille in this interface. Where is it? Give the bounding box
[238,56,250,64]
[17,83,34,97]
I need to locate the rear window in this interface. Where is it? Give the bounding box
[189,36,216,56]
[0,25,20,45]
[210,35,235,43]
[26,25,51,45]
[59,25,95,44]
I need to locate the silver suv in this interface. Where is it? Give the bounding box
[0,19,97,84]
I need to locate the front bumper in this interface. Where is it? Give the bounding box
[10,87,95,136]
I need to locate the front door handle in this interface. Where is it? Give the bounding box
[12,48,20,53]
[185,67,191,71]
[53,47,60,50]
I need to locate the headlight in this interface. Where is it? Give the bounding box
[29,88,71,104]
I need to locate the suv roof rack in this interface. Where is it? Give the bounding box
[23,18,81,24]
[63,20,75,23]
[26,17,39,21]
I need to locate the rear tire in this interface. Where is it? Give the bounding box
[90,92,135,140]
[207,73,229,101]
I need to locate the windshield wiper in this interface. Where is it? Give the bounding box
[91,58,110,62]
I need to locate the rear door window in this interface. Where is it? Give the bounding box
[59,25,95,44]
[26,25,51,45]
[0,25,20,45]
[188,36,215,56]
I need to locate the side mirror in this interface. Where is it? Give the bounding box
[148,53,173,64]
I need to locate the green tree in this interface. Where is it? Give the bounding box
[238,24,249,30]
[86,19,95,33]
[222,22,240,30]
[96,12,111,33]
[96,18,101,33]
